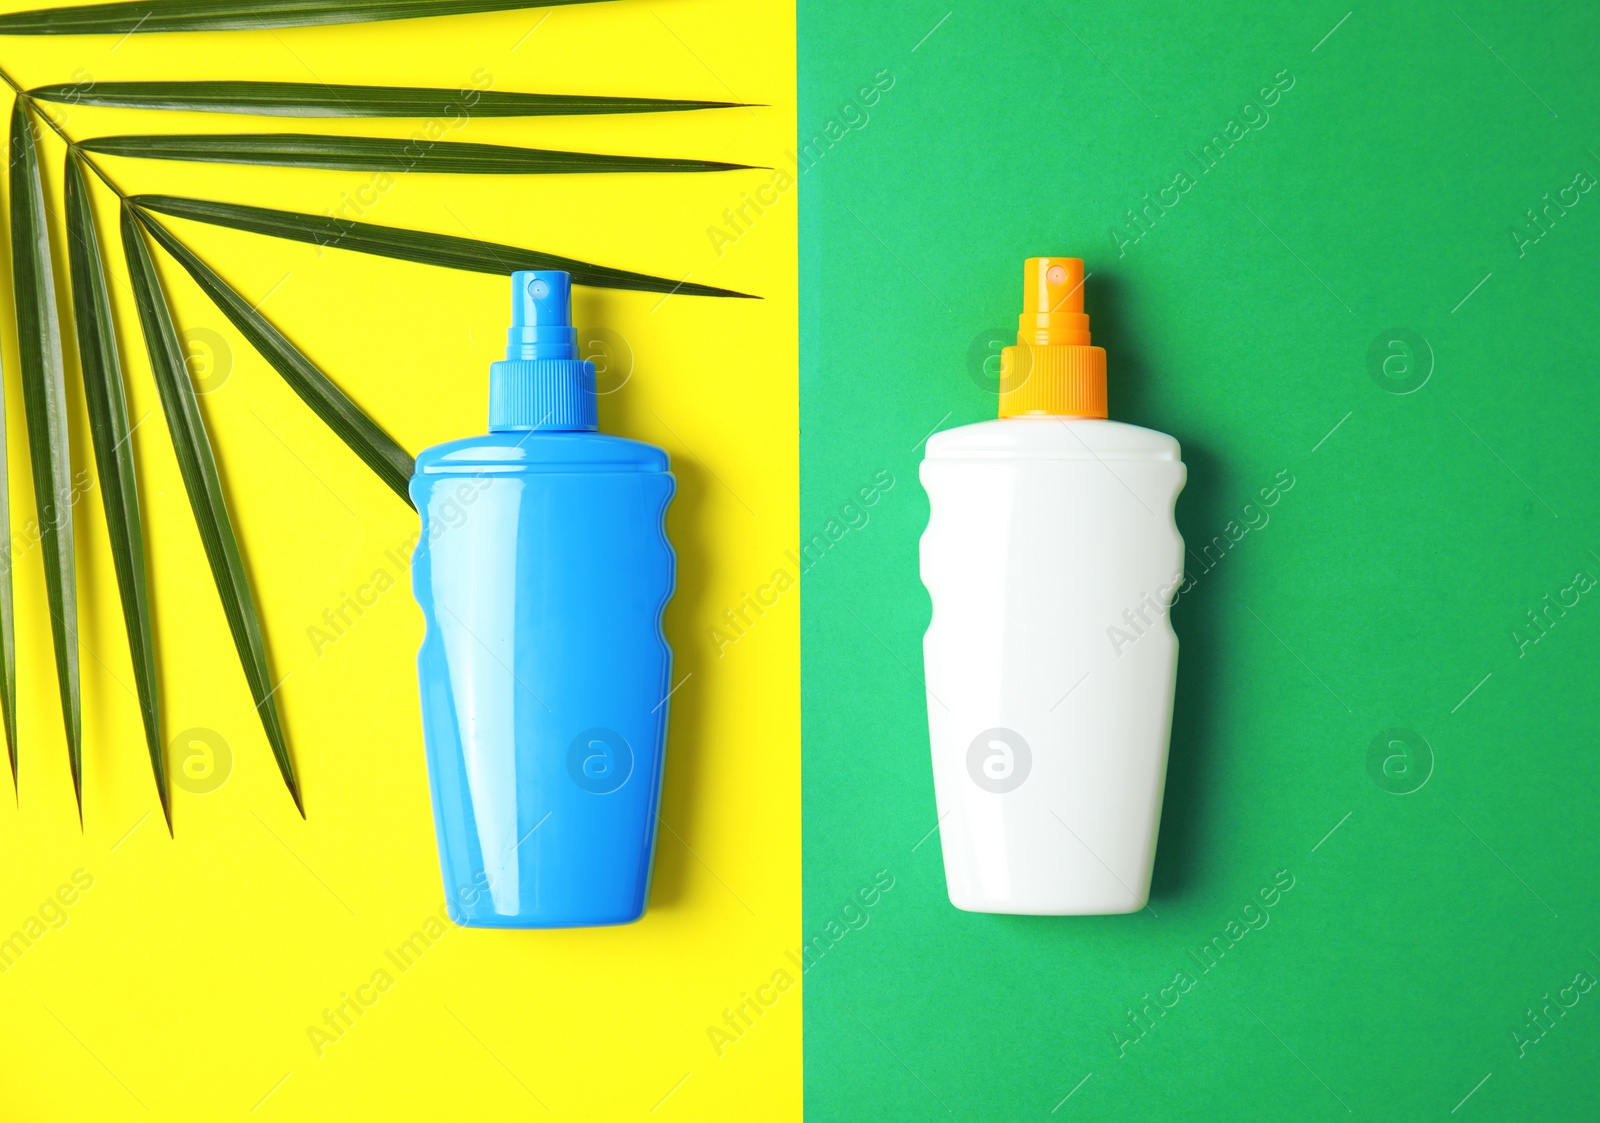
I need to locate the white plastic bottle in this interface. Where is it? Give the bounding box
[920,258,1185,915]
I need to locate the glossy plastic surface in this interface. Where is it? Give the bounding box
[920,418,1185,914]
[411,431,675,927]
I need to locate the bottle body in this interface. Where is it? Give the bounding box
[919,418,1184,914]
[411,431,675,928]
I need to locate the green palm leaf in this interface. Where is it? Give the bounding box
[132,194,757,298]
[120,204,302,815]
[0,0,590,35]
[0,1,757,824]
[0,307,14,795]
[138,213,415,505]
[29,81,741,118]
[83,133,754,175]
[9,100,83,817]
[64,153,170,831]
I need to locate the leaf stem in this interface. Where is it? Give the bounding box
[0,61,126,197]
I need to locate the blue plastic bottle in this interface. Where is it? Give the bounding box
[410,271,675,928]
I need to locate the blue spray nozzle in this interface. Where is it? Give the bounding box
[507,269,578,360]
[490,270,596,432]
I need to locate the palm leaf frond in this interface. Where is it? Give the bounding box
[0,0,590,36]
[0,266,13,795]
[29,80,742,118]
[9,100,82,817]
[0,0,757,825]
[84,134,754,175]
[64,153,170,830]
[120,205,302,815]
[132,194,758,298]
[138,214,415,505]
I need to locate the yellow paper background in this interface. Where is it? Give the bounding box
[0,2,798,1118]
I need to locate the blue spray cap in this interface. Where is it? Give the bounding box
[488,270,596,431]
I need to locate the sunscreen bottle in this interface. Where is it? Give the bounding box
[410,271,675,928]
[919,258,1184,914]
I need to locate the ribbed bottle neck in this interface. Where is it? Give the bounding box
[488,357,597,432]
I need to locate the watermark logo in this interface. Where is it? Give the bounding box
[36,68,95,126]
[712,469,894,658]
[966,327,1029,395]
[707,68,894,259]
[567,728,632,794]
[1511,565,1595,658]
[0,869,95,974]
[171,727,232,794]
[583,327,634,395]
[967,727,1030,793]
[1512,168,1596,258]
[1,467,94,580]
[1114,869,1296,1058]
[1366,727,1432,794]
[709,869,895,1057]
[183,327,233,394]
[1366,329,1432,395]
[1513,968,1596,1058]
[318,68,495,239]
[307,873,492,1058]
[1111,69,1296,256]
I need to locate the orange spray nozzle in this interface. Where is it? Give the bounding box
[1018,257,1091,345]
[999,256,1107,418]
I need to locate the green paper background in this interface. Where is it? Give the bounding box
[799,3,1600,1119]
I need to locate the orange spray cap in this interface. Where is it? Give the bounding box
[998,257,1107,419]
